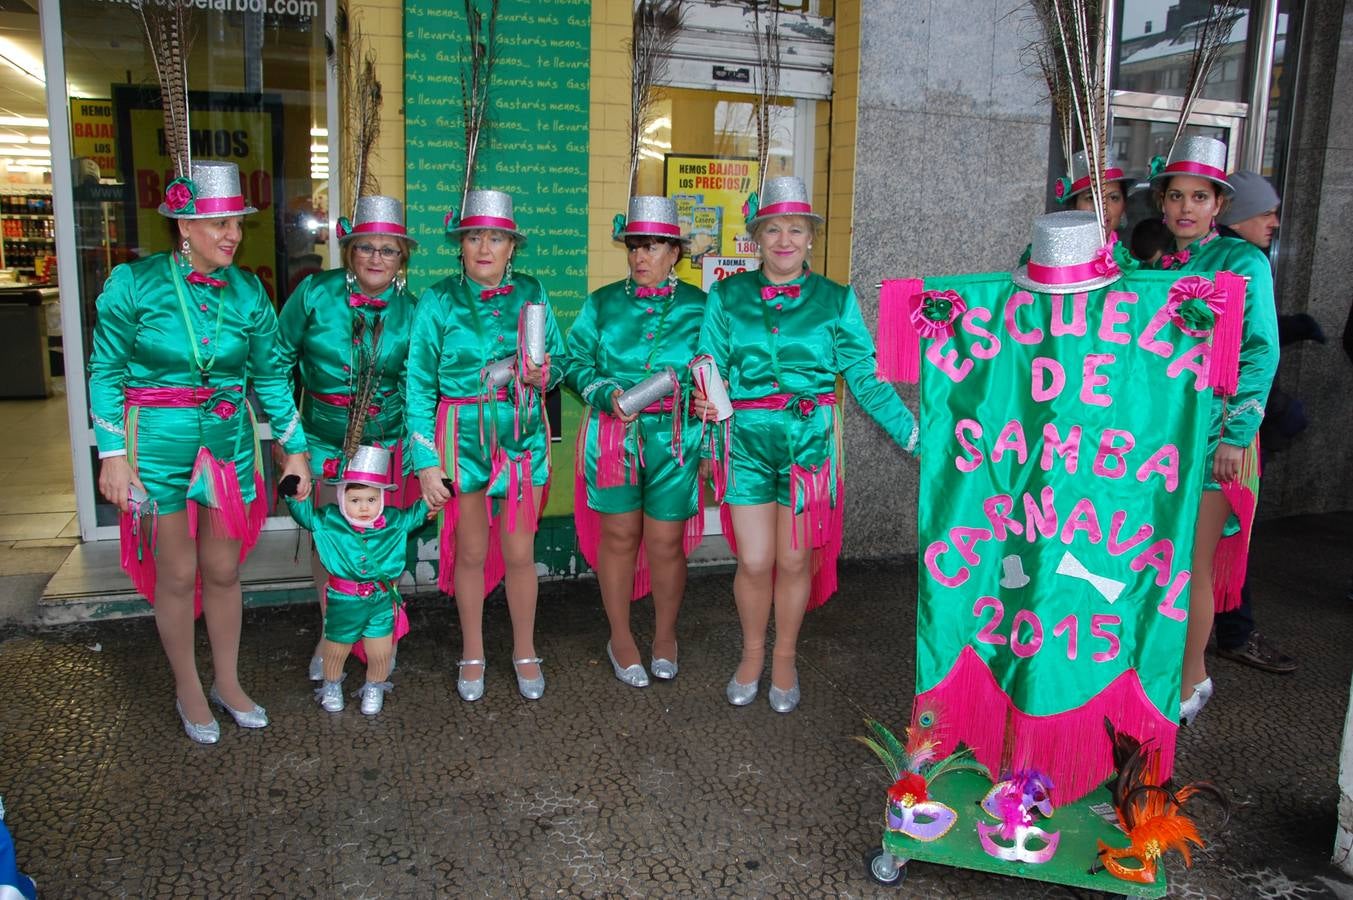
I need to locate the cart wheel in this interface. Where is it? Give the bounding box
[865,847,907,885]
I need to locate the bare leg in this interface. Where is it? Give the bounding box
[321,638,353,682]
[453,489,490,681]
[363,635,394,682]
[151,511,208,723]
[644,515,688,663]
[1183,491,1230,698]
[729,503,778,685]
[770,504,814,691]
[597,509,643,667]
[502,485,546,679]
[197,515,256,711]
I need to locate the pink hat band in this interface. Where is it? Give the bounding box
[1026,254,1119,287]
[343,468,389,484]
[1162,160,1226,182]
[1070,167,1126,194]
[626,220,681,236]
[757,200,814,217]
[458,214,517,231]
[195,195,247,214]
[351,220,407,237]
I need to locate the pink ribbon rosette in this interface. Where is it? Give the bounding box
[1165,275,1224,337]
[908,289,967,340]
[164,177,195,214]
[322,457,342,480]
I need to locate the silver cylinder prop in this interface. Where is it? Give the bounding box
[690,356,733,421]
[523,303,547,365]
[482,354,516,389]
[617,367,677,417]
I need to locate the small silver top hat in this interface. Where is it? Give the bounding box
[1058,150,1132,202]
[445,189,528,246]
[745,176,824,231]
[333,444,398,491]
[614,195,684,242]
[158,160,259,219]
[1011,211,1122,294]
[1149,136,1233,195]
[339,195,418,248]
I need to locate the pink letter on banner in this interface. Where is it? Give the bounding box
[1136,444,1180,493]
[955,419,984,472]
[1130,538,1176,587]
[951,526,994,565]
[1080,353,1116,407]
[1023,486,1059,541]
[1004,291,1044,345]
[1137,303,1176,358]
[925,540,968,587]
[1156,568,1191,621]
[1093,428,1135,479]
[1106,509,1154,555]
[962,307,1002,359]
[982,494,1024,540]
[926,337,975,383]
[1031,357,1066,402]
[1167,341,1210,390]
[991,420,1029,465]
[1099,291,1137,344]
[1051,292,1088,337]
[1060,497,1104,545]
[1040,423,1082,474]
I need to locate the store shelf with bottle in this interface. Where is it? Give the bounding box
[0,192,56,279]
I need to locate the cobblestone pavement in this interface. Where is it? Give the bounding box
[1,512,1351,898]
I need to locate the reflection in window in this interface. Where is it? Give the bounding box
[1117,0,1252,102]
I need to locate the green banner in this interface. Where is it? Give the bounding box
[404,1,590,549]
[910,269,1216,801]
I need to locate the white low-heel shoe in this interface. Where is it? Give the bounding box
[1178,677,1214,726]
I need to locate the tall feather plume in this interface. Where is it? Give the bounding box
[749,1,783,194]
[135,0,195,181]
[628,1,685,197]
[328,2,383,218]
[341,313,384,463]
[460,0,500,203]
[1170,0,1244,153]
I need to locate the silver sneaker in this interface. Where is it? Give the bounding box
[307,655,324,681]
[358,681,392,716]
[315,678,344,713]
[607,642,649,688]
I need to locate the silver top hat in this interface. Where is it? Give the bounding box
[1011,210,1122,294]
[446,189,528,246]
[614,195,684,242]
[746,176,824,231]
[1149,136,1233,195]
[333,444,398,491]
[340,195,418,248]
[158,160,259,219]
[1060,150,1132,201]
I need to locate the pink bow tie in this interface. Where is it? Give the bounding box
[1160,249,1191,270]
[761,284,801,301]
[481,285,514,300]
[349,292,388,310]
[635,285,673,298]
[357,514,387,531]
[187,271,227,288]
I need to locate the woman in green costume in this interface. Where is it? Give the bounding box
[278,195,420,681]
[1149,136,1279,725]
[565,196,708,688]
[406,189,565,702]
[90,161,311,744]
[695,177,920,714]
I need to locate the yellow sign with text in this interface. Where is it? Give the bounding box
[664,155,759,287]
[70,98,118,178]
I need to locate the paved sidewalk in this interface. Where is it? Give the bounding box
[1,512,1351,897]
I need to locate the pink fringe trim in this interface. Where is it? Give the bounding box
[721,475,844,611]
[596,412,634,488]
[913,646,1178,809]
[876,278,924,384]
[119,507,159,602]
[1209,271,1245,397]
[352,601,410,664]
[1213,439,1261,613]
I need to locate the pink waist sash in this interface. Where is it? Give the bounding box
[328,575,394,597]
[440,389,509,407]
[125,386,242,407]
[731,392,837,412]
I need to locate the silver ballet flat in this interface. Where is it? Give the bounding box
[725,674,759,706]
[608,642,650,688]
[308,655,324,681]
[457,658,486,702]
[650,643,678,681]
[1178,676,1214,726]
[175,699,220,745]
[514,656,545,700]
[358,681,392,716]
[768,679,801,714]
[209,686,269,728]
[315,679,344,713]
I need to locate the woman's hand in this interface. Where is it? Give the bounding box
[521,353,549,389]
[419,466,453,511]
[1213,442,1244,484]
[98,455,146,513]
[691,386,721,423]
[280,453,312,501]
[609,389,639,424]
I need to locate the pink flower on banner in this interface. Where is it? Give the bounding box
[164,178,195,213]
[909,289,967,339]
[210,400,238,420]
[322,457,342,480]
[1166,275,1223,337]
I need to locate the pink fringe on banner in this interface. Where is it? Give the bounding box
[352,600,410,664]
[876,278,924,384]
[1213,438,1261,613]
[912,646,1178,809]
[1209,271,1245,396]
